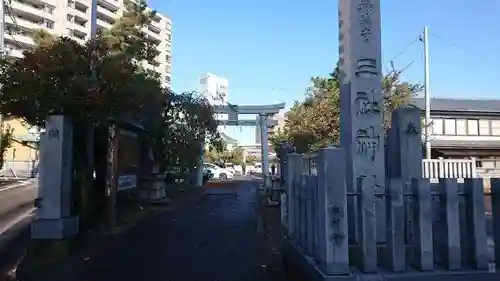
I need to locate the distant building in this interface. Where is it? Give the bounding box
[410,97,500,161]
[199,73,230,135]
[198,73,229,106]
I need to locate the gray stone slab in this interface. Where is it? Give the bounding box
[411,178,434,271]
[490,179,500,269]
[300,173,307,248]
[356,174,378,272]
[385,178,406,272]
[436,179,462,270]
[463,178,489,269]
[316,147,350,275]
[305,175,315,254]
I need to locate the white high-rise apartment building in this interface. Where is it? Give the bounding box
[4,0,172,87]
[199,73,229,134]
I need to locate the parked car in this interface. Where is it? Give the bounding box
[204,162,234,180]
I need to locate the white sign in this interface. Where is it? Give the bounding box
[118,175,137,191]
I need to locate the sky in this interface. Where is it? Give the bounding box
[148,0,499,145]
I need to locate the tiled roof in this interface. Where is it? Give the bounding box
[410,98,500,113]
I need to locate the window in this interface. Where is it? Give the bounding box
[46,21,54,28]
[67,14,74,21]
[456,119,466,135]
[444,119,456,135]
[467,119,478,135]
[491,120,500,136]
[432,119,444,135]
[67,0,74,7]
[479,120,490,135]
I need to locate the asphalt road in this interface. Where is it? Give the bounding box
[0,181,37,235]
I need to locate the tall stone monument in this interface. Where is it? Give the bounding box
[339,0,386,245]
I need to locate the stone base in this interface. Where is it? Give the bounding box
[30,216,79,240]
[282,239,499,281]
[139,175,169,203]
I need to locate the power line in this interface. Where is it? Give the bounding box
[386,35,421,65]
[429,31,497,62]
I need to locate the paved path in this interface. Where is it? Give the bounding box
[81,181,264,281]
[0,181,37,235]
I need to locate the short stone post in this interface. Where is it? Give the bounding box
[316,147,350,275]
[385,178,406,272]
[463,178,489,269]
[411,178,434,271]
[435,179,461,270]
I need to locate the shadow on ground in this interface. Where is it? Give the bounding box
[15,180,299,281]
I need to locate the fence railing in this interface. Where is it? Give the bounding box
[422,157,476,179]
[1,160,38,179]
[282,147,498,278]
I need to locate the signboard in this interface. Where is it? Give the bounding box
[118,175,137,191]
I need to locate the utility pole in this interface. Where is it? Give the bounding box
[423,26,432,159]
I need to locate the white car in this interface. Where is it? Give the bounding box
[204,163,234,180]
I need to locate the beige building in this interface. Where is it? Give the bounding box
[1,117,39,177]
[4,0,172,87]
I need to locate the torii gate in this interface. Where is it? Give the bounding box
[196,102,286,187]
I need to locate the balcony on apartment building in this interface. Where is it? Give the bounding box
[67,14,88,34]
[10,0,55,21]
[96,10,115,30]
[5,25,36,48]
[66,27,86,43]
[97,0,118,20]
[98,0,119,13]
[4,44,25,58]
[6,11,54,32]
[68,1,88,19]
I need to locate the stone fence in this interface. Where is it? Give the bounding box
[281,147,500,280]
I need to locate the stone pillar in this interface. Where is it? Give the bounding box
[287,154,300,239]
[259,114,270,189]
[339,0,385,243]
[31,115,79,239]
[387,107,423,245]
[315,147,350,275]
